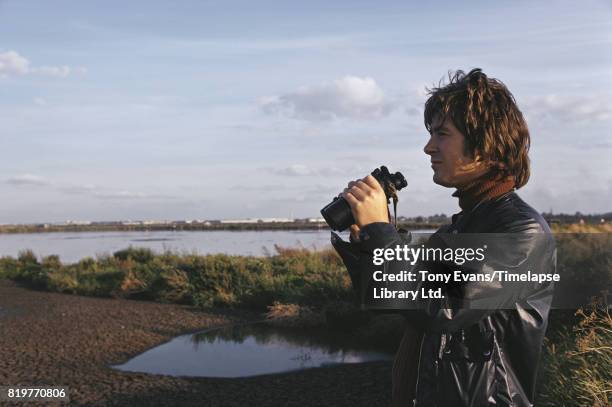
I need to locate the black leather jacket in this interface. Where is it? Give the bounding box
[331,192,555,407]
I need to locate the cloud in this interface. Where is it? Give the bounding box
[94,190,147,200]
[228,184,292,192]
[0,50,83,78]
[271,164,316,176]
[170,34,359,53]
[228,183,338,196]
[5,174,50,186]
[261,163,373,179]
[405,105,422,117]
[58,184,97,194]
[5,175,170,202]
[31,65,71,78]
[93,190,176,200]
[522,181,612,214]
[260,76,395,121]
[0,50,29,77]
[523,94,612,123]
[307,184,340,196]
[262,164,353,177]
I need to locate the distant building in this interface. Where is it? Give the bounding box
[220,218,259,224]
[142,220,172,225]
[65,220,92,226]
[258,218,293,223]
[219,217,293,224]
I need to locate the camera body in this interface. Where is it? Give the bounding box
[320,166,407,231]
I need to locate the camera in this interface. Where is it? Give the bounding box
[320,165,407,231]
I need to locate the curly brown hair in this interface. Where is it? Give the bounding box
[424,68,531,188]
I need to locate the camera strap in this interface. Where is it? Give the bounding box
[388,182,399,227]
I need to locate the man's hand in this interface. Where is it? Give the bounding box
[342,174,390,228]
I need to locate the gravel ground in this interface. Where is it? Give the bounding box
[0,280,392,406]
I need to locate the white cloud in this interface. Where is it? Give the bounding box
[5,174,50,186]
[33,97,47,106]
[0,50,82,79]
[262,163,370,177]
[32,65,71,78]
[0,50,30,77]
[272,164,315,176]
[264,164,342,177]
[260,76,395,121]
[523,93,612,123]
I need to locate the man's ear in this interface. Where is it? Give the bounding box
[473,153,490,167]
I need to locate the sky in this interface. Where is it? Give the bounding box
[1,0,611,223]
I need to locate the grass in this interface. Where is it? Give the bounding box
[551,223,612,233]
[538,306,611,407]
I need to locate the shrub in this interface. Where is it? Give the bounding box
[0,257,22,279]
[113,247,155,263]
[15,250,47,289]
[555,233,612,307]
[149,268,192,304]
[47,270,79,293]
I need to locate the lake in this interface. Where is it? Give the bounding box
[112,321,394,378]
[0,229,434,263]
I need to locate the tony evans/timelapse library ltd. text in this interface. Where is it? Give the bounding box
[370,244,560,301]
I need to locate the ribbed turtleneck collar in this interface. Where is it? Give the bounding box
[452,171,516,211]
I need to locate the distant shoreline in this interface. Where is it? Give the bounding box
[1,219,608,235]
[0,222,441,235]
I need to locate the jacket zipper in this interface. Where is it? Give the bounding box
[413,334,425,406]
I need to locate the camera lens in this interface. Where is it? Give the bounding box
[320,196,355,232]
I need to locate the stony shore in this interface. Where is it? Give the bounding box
[0,280,392,406]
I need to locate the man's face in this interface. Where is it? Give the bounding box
[423,114,489,188]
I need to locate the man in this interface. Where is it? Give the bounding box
[331,69,555,406]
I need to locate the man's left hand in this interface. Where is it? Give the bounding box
[342,175,390,228]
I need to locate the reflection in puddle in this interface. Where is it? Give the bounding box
[112,322,393,378]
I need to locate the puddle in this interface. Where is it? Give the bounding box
[112,322,393,378]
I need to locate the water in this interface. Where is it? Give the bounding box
[112,322,393,378]
[0,229,434,263]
